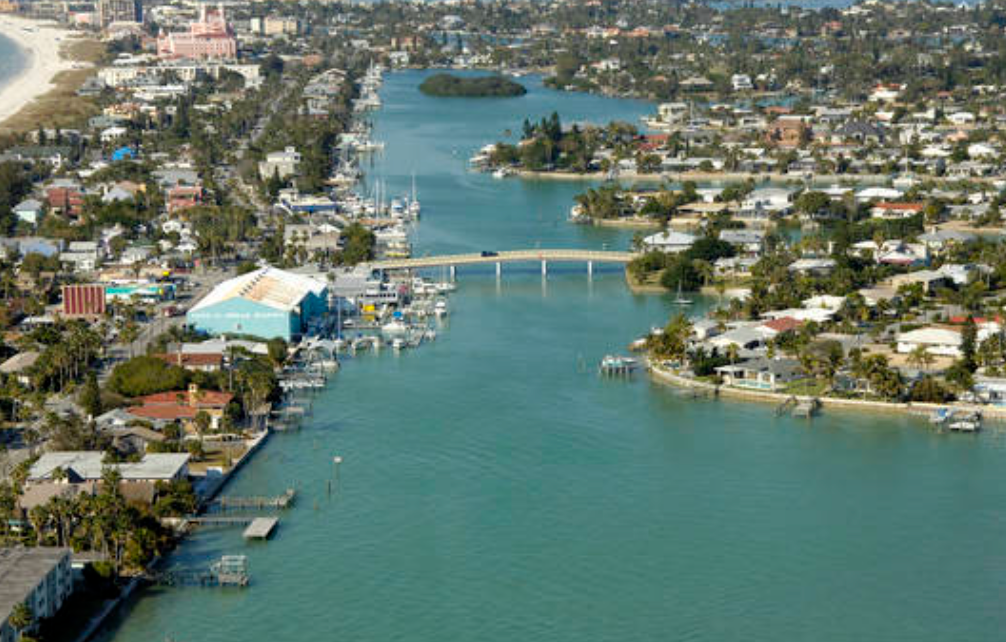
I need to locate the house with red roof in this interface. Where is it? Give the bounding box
[128,383,233,432]
[760,316,802,337]
[154,352,223,372]
[870,202,924,220]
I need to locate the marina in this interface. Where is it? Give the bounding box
[100,71,1006,642]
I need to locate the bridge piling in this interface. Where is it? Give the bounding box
[449,265,456,281]
[496,262,501,279]
[541,260,548,277]
[587,260,593,277]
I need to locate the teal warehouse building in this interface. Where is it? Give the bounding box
[187,267,328,341]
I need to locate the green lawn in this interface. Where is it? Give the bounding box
[783,378,830,397]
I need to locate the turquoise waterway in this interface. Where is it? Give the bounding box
[100,71,1006,642]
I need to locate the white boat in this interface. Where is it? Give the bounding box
[435,282,456,293]
[674,281,693,306]
[492,167,511,179]
[407,172,421,218]
[434,300,448,317]
[949,419,980,432]
[392,338,405,351]
[381,320,408,335]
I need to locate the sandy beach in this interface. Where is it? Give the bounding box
[0,15,76,126]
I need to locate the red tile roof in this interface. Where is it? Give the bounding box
[139,389,233,407]
[873,202,924,212]
[153,353,223,368]
[762,316,802,333]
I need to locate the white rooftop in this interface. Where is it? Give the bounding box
[189,267,327,314]
[28,452,189,482]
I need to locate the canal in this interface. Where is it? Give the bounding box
[101,71,1006,642]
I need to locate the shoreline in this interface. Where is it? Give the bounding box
[648,364,1006,422]
[0,15,78,128]
[514,168,899,184]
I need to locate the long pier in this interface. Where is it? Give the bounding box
[368,249,638,279]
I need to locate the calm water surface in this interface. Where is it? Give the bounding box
[102,71,1006,642]
[0,31,27,89]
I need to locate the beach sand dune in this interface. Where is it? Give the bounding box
[0,15,78,127]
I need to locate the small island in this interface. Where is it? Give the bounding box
[419,73,527,98]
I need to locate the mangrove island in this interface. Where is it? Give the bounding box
[419,73,527,98]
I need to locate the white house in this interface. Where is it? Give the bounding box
[100,126,129,143]
[741,188,793,216]
[896,327,962,357]
[855,186,903,202]
[641,230,696,253]
[13,199,44,225]
[731,74,753,91]
[258,147,301,180]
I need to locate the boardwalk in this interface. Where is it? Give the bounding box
[369,249,638,275]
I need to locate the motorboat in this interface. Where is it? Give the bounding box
[381,320,408,335]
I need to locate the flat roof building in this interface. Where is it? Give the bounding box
[1,547,73,642]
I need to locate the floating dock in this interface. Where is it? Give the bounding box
[243,517,279,540]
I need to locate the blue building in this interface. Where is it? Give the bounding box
[187,267,328,341]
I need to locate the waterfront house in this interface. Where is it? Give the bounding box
[715,357,806,392]
[127,384,234,431]
[20,452,191,509]
[641,230,696,253]
[896,327,962,357]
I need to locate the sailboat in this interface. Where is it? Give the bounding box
[674,281,693,305]
[408,172,421,218]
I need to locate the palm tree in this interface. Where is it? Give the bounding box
[907,344,934,372]
[9,602,34,637]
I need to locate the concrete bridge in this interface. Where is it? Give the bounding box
[369,249,638,278]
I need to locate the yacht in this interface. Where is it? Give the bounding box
[492,167,512,179]
[435,281,457,293]
[382,320,408,335]
[434,299,448,317]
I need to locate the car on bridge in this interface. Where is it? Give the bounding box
[480,251,499,257]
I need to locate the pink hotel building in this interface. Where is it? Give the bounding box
[157,4,237,60]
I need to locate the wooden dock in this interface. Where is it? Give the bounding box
[243,517,279,540]
[793,399,820,418]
